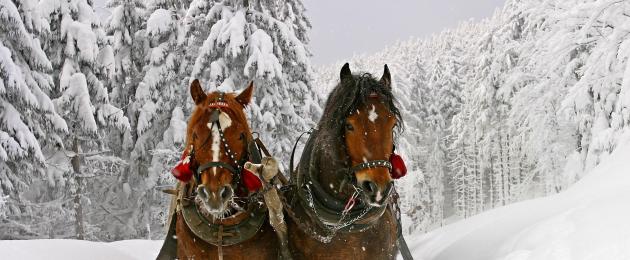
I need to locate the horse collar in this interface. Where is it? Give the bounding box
[180,187,267,247]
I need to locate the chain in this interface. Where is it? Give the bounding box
[302,184,373,243]
[278,186,331,243]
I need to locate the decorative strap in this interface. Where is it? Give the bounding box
[349,160,392,173]
[197,161,238,176]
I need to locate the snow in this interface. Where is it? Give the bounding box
[147,9,175,37]
[407,132,630,260]
[0,239,162,260]
[245,29,283,79]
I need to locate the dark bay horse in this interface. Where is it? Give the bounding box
[158,80,282,260]
[285,63,404,259]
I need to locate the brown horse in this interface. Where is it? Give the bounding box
[161,80,281,260]
[286,63,405,259]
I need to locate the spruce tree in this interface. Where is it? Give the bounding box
[186,0,319,165]
[39,0,129,239]
[0,0,67,238]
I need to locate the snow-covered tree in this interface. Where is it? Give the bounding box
[39,0,129,239]
[186,0,320,165]
[117,0,188,239]
[0,0,70,238]
[105,0,146,157]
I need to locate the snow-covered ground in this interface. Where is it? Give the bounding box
[0,239,162,259]
[407,133,630,260]
[3,135,630,260]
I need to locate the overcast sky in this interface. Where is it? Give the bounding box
[304,0,507,65]
[94,0,507,65]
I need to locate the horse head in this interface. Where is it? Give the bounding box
[186,79,254,217]
[316,63,402,207]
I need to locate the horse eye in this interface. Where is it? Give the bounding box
[345,123,354,131]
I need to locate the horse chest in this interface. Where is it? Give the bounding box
[287,209,398,260]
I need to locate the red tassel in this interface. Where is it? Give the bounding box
[242,167,263,192]
[390,153,407,179]
[172,150,194,182]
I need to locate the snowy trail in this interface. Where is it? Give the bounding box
[0,239,162,260]
[406,133,630,260]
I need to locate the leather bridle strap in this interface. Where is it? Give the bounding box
[197,161,238,176]
[192,92,247,187]
[349,160,392,173]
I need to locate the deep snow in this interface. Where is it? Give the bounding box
[2,134,630,260]
[406,132,630,260]
[0,239,162,259]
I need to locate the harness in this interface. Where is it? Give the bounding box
[285,128,413,260]
[181,92,267,256]
[286,128,392,242]
[191,93,251,191]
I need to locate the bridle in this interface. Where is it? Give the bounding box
[285,109,396,242]
[189,92,256,194]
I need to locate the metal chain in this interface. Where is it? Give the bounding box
[279,186,334,243]
[304,184,372,242]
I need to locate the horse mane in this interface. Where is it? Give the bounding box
[318,73,404,139]
[294,71,403,200]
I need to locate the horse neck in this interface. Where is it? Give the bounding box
[304,128,354,201]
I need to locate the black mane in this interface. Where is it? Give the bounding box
[319,73,404,137]
[292,71,404,202]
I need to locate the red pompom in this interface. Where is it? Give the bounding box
[390,153,407,179]
[172,150,194,182]
[242,167,263,192]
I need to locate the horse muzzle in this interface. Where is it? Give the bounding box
[358,179,393,207]
[196,184,234,215]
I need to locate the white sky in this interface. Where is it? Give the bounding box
[94,0,507,65]
[304,0,507,65]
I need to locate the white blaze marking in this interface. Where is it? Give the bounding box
[218,112,232,131]
[206,111,232,176]
[368,105,378,122]
[375,191,382,202]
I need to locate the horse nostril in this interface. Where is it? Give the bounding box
[361,181,377,195]
[220,186,233,200]
[197,186,209,199]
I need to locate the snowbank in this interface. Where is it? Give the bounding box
[408,134,630,260]
[0,239,162,260]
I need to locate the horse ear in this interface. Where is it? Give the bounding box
[236,81,254,106]
[380,64,391,88]
[190,79,206,105]
[340,63,352,82]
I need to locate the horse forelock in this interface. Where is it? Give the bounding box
[187,92,251,148]
[318,73,403,145]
